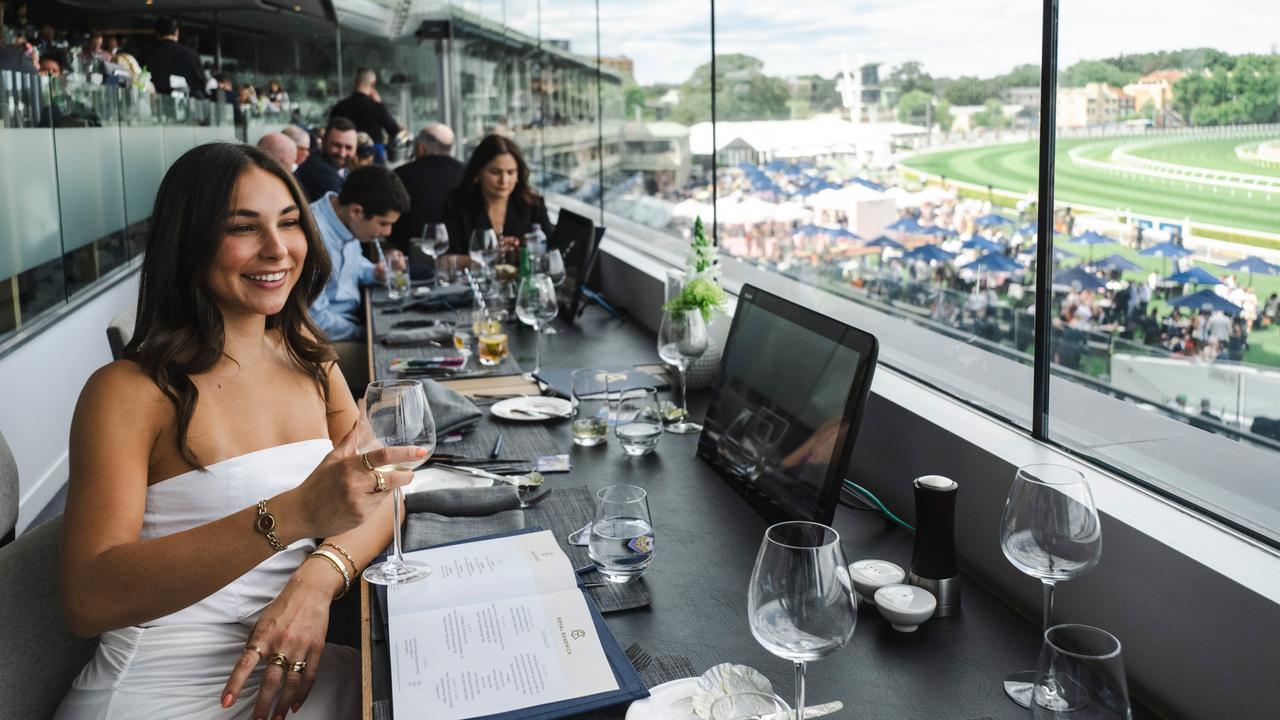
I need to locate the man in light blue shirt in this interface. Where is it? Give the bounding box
[309,165,410,341]
[309,165,410,390]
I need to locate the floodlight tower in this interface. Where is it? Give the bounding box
[839,53,864,126]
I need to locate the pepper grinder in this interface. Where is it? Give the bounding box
[907,475,960,617]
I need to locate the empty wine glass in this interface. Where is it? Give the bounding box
[515,273,558,379]
[748,522,857,720]
[361,380,436,585]
[469,228,499,279]
[657,308,708,434]
[542,248,567,286]
[1033,624,1131,719]
[420,223,451,286]
[1000,464,1103,707]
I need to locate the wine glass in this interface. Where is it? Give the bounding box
[1032,624,1130,719]
[748,521,857,720]
[999,464,1103,707]
[657,308,708,434]
[360,380,436,585]
[468,228,499,279]
[542,248,567,287]
[515,273,558,379]
[420,223,451,286]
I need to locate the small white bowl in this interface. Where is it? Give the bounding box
[874,584,937,632]
[848,559,906,606]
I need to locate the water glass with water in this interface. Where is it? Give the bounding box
[572,368,610,446]
[588,484,654,583]
[615,387,663,456]
[386,267,410,301]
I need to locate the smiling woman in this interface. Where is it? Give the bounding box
[54,143,425,720]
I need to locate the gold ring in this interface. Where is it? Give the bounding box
[244,642,264,656]
[289,660,308,673]
[267,652,289,669]
[360,452,376,472]
[372,471,386,493]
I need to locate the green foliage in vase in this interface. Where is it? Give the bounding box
[664,216,727,322]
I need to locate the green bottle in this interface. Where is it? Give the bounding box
[518,245,532,280]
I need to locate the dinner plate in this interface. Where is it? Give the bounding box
[490,396,573,421]
[625,677,700,720]
[404,466,495,495]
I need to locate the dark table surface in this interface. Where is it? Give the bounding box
[369,301,1062,720]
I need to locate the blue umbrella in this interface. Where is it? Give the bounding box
[866,235,904,250]
[1054,265,1107,292]
[974,213,1013,228]
[962,236,1003,253]
[967,252,1024,273]
[1167,267,1221,286]
[904,244,955,263]
[795,223,825,236]
[886,216,922,232]
[1138,241,1191,259]
[1225,256,1280,286]
[830,227,862,241]
[1072,230,1116,246]
[1093,254,1142,272]
[1018,222,1040,236]
[1169,289,1242,315]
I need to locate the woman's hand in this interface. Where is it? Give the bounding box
[287,420,423,540]
[221,563,336,719]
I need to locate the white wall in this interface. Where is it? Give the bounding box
[0,271,139,533]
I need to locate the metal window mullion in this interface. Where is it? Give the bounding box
[1032,0,1060,440]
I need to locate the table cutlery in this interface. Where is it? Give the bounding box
[751,701,843,720]
[510,406,571,419]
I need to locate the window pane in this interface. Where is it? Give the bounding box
[599,0,711,241]
[1047,0,1280,540]
[713,0,1042,426]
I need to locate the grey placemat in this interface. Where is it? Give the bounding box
[438,413,566,461]
[369,292,524,381]
[525,486,652,614]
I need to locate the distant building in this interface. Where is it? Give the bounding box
[1123,70,1184,125]
[599,55,635,79]
[688,117,928,168]
[1056,83,1135,128]
[948,104,1031,133]
[1001,86,1041,109]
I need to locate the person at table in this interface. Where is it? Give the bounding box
[296,116,358,202]
[442,134,552,256]
[308,165,409,387]
[387,123,463,255]
[55,142,424,720]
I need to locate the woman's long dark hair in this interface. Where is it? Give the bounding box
[456,134,538,219]
[124,142,334,469]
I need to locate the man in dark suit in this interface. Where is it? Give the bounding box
[388,123,464,254]
[329,68,401,146]
[295,116,358,202]
[146,16,206,98]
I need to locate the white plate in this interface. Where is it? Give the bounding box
[490,396,572,421]
[404,467,494,495]
[625,677,701,720]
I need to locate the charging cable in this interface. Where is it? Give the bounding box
[841,479,914,532]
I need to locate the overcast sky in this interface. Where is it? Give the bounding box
[493,0,1279,85]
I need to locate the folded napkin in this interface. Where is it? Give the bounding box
[379,326,453,347]
[400,284,474,312]
[402,486,525,551]
[422,379,484,435]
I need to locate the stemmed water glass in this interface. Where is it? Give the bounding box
[515,273,558,379]
[999,464,1103,707]
[419,223,451,285]
[748,521,857,720]
[468,228,499,279]
[541,249,567,335]
[657,307,708,434]
[360,379,436,585]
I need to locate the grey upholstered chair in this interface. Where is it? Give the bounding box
[1,430,18,547]
[0,516,99,717]
[106,303,137,361]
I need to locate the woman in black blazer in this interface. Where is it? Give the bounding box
[442,134,553,256]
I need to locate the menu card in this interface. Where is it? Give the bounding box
[386,531,624,719]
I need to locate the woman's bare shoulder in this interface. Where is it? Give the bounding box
[77,360,171,420]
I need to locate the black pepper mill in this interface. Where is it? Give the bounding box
[907,475,960,617]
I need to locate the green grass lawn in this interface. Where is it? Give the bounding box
[902,136,1280,235]
[1127,136,1280,178]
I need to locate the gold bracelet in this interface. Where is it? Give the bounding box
[255,499,287,552]
[321,542,358,574]
[307,549,351,600]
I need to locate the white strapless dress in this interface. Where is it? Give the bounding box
[55,439,361,720]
